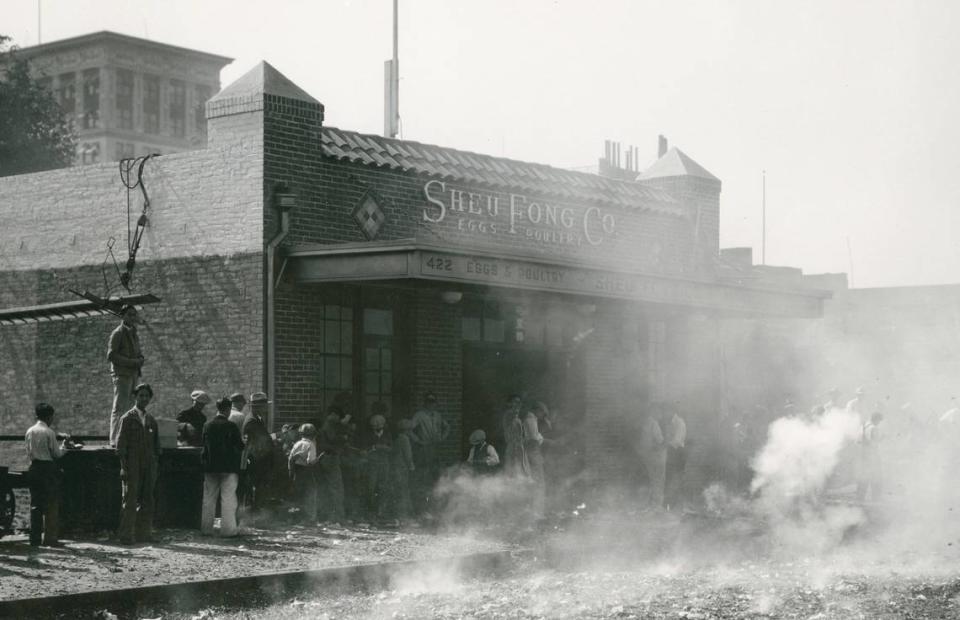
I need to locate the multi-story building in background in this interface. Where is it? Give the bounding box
[17,31,232,164]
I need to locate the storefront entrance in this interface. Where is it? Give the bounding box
[461,345,584,456]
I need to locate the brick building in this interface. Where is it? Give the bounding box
[0,62,827,485]
[16,31,232,164]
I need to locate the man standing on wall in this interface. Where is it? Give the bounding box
[241,392,274,515]
[107,305,144,446]
[410,392,450,518]
[116,383,160,544]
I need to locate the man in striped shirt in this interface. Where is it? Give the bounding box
[24,403,66,547]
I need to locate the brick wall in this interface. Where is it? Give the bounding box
[0,93,266,439]
[0,254,263,438]
[283,155,699,277]
[638,176,721,274]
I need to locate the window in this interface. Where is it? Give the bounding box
[114,142,135,160]
[115,69,134,130]
[169,80,186,137]
[82,69,100,129]
[80,142,101,165]
[648,320,667,402]
[58,73,76,122]
[143,75,160,134]
[461,299,506,343]
[194,85,211,134]
[363,309,394,417]
[318,302,354,415]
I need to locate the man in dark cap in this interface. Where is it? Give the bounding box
[241,392,274,513]
[116,383,161,544]
[107,304,144,446]
[177,390,211,447]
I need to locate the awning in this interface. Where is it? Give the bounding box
[286,243,829,318]
[0,293,161,326]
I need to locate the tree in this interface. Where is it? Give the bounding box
[0,35,77,177]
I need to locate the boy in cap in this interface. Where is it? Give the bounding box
[466,429,499,474]
[25,403,67,546]
[177,390,211,447]
[201,397,244,536]
[288,424,320,523]
[116,383,161,544]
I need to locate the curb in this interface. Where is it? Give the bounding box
[0,548,532,619]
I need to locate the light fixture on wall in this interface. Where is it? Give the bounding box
[440,291,463,305]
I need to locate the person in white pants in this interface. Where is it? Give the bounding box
[200,397,244,536]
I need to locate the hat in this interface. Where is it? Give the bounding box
[424,392,437,402]
[855,386,865,396]
[230,392,246,404]
[250,391,270,404]
[216,396,232,411]
[190,390,211,405]
[469,429,486,445]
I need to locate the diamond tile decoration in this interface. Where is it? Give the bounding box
[353,192,386,240]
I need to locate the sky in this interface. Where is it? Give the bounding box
[2,0,958,289]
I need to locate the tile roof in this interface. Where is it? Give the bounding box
[320,127,681,215]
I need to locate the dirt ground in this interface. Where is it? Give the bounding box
[189,551,960,619]
[0,518,514,602]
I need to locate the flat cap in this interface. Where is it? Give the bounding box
[190,390,211,405]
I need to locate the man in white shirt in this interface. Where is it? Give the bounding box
[24,403,67,547]
[228,393,247,430]
[410,392,450,517]
[641,406,666,511]
[661,404,687,512]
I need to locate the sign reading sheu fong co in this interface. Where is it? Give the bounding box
[421,180,616,247]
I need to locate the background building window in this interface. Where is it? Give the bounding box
[80,142,100,165]
[169,80,186,137]
[143,75,160,134]
[58,73,76,124]
[82,69,100,129]
[115,69,134,130]
[114,142,135,160]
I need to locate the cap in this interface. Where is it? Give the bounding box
[250,391,270,404]
[855,387,865,396]
[190,390,211,405]
[230,392,246,404]
[424,392,437,402]
[469,429,486,445]
[215,396,232,411]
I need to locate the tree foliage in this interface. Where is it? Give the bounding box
[0,35,77,177]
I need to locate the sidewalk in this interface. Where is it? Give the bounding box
[0,522,515,602]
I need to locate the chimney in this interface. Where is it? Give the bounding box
[658,134,668,158]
